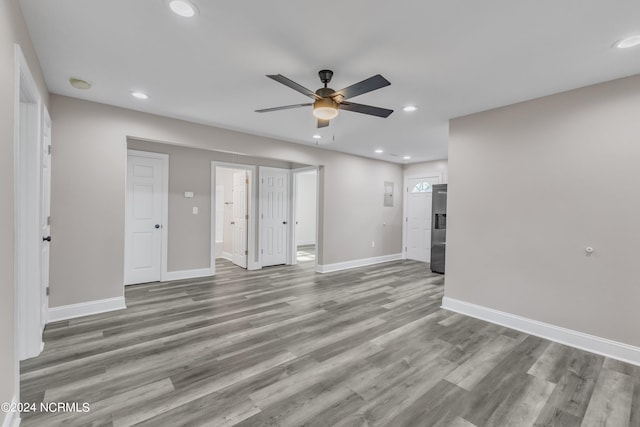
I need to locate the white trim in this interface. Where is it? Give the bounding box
[402,173,442,260]
[316,253,403,273]
[124,150,169,284]
[1,394,21,427]
[296,240,316,246]
[163,267,215,281]
[441,297,640,367]
[288,170,296,265]
[220,251,233,262]
[212,162,258,270]
[48,297,126,323]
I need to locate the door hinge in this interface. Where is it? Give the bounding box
[47,216,51,226]
[245,214,249,220]
[261,249,263,254]
[47,145,51,155]
[46,287,50,296]
[245,250,248,255]
[406,217,408,222]
[246,178,249,184]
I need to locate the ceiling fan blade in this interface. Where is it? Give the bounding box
[333,74,391,100]
[255,103,313,113]
[339,101,393,118]
[317,119,330,128]
[267,74,320,100]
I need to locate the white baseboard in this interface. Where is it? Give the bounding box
[442,297,640,367]
[163,267,214,281]
[316,253,403,274]
[1,394,20,427]
[48,297,126,323]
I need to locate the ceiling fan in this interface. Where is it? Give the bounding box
[256,70,393,128]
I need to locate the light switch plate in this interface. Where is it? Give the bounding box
[185,191,194,198]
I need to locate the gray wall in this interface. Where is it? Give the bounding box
[446,74,640,348]
[296,172,317,245]
[404,159,449,183]
[50,94,403,307]
[128,140,291,271]
[1,0,49,417]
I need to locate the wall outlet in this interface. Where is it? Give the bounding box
[192,206,199,215]
[371,241,375,247]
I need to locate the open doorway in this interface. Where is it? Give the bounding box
[213,164,255,270]
[292,168,318,265]
[14,45,48,364]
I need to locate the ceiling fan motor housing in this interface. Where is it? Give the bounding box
[316,87,336,98]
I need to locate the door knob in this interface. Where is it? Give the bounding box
[154,224,160,229]
[43,236,51,242]
[282,221,287,225]
[231,221,235,225]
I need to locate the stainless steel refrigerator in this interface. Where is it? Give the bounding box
[430,184,447,274]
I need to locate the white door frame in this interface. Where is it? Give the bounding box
[289,166,319,266]
[402,173,442,260]
[212,162,259,270]
[259,166,292,267]
[124,150,169,284]
[14,42,45,372]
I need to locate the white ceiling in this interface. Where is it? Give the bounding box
[19,0,640,164]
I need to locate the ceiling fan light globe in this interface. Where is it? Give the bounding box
[313,98,339,120]
[313,107,338,120]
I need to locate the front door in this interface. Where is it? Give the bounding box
[261,167,289,267]
[406,177,440,262]
[232,171,248,268]
[125,152,164,284]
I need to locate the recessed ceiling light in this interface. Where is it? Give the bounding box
[403,155,411,160]
[403,105,417,112]
[131,91,149,100]
[614,35,640,49]
[312,134,322,140]
[375,149,383,154]
[69,77,91,90]
[168,0,198,17]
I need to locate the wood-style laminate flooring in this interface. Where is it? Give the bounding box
[20,253,640,426]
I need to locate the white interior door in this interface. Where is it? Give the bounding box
[125,153,164,284]
[232,171,248,268]
[406,177,440,262]
[261,167,290,267]
[40,108,51,327]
